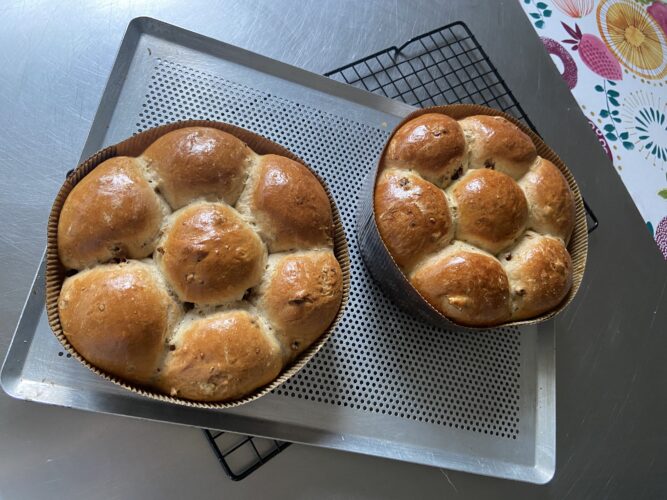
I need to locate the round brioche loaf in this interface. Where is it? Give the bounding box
[374,110,578,327]
[500,232,573,320]
[58,260,183,385]
[236,154,334,252]
[155,201,267,305]
[141,127,256,209]
[459,115,537,179]
[255,250,344,361]
[57,156,168,269]
[374,168,453,270]
[450,168,529,254]
[52,125,345,404]
[519,157,576,244]
[411,243,511,327]
[158,310,283,402]
[384,113,466,188]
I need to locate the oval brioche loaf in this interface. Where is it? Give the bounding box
[55,126,344,402]
[375,113,576,327]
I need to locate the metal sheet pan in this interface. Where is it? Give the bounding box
[1,17,554,484]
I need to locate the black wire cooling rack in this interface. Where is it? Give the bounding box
[203,430,291,481]
[326,22,535,128]
[204,19,600,482]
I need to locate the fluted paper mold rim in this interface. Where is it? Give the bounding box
[46,120,350,409]
[357,104,588,330]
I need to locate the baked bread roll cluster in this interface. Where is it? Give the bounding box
[57,127,344,402]
[375,113,575,327]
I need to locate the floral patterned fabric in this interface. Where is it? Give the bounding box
[521,0,667,259]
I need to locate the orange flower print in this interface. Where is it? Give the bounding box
[597,0,667,80]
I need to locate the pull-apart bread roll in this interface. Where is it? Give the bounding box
[54,126,344,402]
[374,111,577,326]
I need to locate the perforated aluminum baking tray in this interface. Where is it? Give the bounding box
[1,17,555,484]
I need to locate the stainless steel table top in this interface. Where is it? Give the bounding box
[0,1,665,499]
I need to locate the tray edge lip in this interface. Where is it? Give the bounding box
[0,250,47,399]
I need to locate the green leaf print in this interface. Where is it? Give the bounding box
[659,189,667,199]
[526,1,547,29]
[598,80,627,146]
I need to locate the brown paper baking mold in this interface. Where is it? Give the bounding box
[357,104,588,330]
[46,120,350,409]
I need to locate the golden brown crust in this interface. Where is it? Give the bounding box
[501,233,573,320]
[452,169,528,254]
[157,310,283,402]
[374,169,453,270]
[385,113,466,187]
[58,157,166,270]
[520,158,575,244]
[256,251,343,360]
[141,127,255,209]
[156,202,266,305]
[411,245,511,326]
[58,261,182,385]
[459,115,537,179]
[238,154,333,252]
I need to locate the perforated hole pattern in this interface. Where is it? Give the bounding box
[136,59,521,439]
